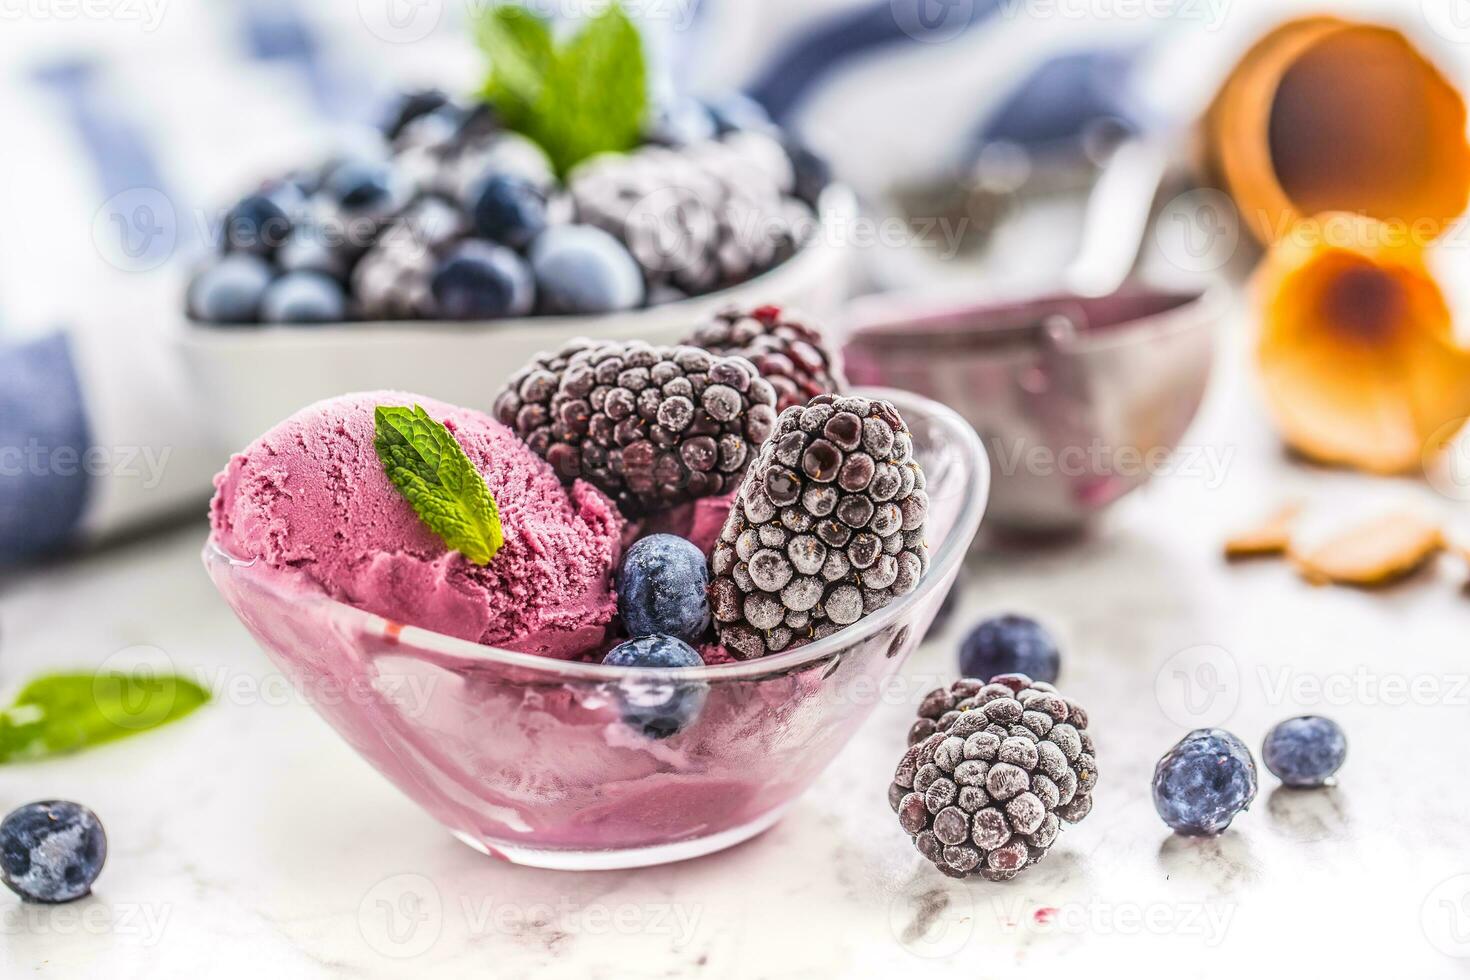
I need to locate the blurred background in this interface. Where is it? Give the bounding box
[3,0,1470,554]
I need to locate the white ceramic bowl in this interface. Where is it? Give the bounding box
[178,187,857,453]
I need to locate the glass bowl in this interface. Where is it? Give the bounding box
[203,387,988,870]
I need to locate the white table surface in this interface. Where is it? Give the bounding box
[3,330,1470,980]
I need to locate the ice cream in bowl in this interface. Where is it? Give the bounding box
[203,310,987,869]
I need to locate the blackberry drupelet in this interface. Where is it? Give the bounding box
[890,674,1097,880]
[709,394,929,660]
[497,341,778,516]
[684,305,845,414]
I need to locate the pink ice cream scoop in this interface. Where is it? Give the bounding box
[209,391,625,658]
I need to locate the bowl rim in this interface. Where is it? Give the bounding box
[206,385,988,683]
[840,281,1228,359]
[178,184,860,342]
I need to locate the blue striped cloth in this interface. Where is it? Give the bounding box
[0,0,1180,563]
[0,0,455,562]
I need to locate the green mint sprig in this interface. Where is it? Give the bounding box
[476,2,648,178]
[0,672,210,764]
[374,405,504,565]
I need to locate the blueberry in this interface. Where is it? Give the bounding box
[431,241,534,319]
[0,801,106,903]
[468,133,554,195]
[958,614,1059,683]
[1262,716,1346,788]
[530,225,644,315]
[325,160,396,212]
[380,87,451,139]
[618,534,710,643]
[603,635,707,739]
[1152,729,1258,835]
[187,253,273,324]
[469,174,547,250]
[260,271,346,324]
[223,193,292,255]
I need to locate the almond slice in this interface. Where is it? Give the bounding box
[1225,502,1303,559]
[1289,510,1444,586]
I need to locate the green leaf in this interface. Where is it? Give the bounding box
[374,405,504,565]
[0,672,210,764]
[474,2,648,178]
[476,4,554,131]
[541,5,647,174]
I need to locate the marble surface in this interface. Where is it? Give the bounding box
[3,334,1470,980]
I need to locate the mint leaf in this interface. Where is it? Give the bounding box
[475,3,648,178]
[541,6,647,175]
[374,405,504,565]
[477,4,554,131]
[0,672,210,764]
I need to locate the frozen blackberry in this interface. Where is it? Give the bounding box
[351,231,437,320]
[493,338,614,456]
[569,133,805,296]
[709,394,928,660]
[349,197,464,320]
[890,674,1097,880]
[684,305,845,414]
[501,341,778,516]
